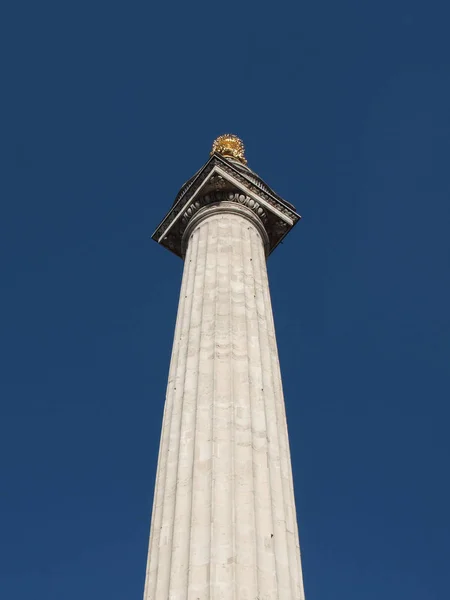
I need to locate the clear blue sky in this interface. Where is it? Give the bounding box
[1,1,449,598]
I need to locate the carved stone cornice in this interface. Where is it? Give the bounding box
[152,153,300,259]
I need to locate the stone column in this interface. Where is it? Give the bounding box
[143,203,305,600]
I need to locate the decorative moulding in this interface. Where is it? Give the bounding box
[152,153,301,259]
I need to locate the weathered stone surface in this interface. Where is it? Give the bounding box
[151,153,301,258]
[143,208,305,599]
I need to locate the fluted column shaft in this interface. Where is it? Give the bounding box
[144,207,305,600]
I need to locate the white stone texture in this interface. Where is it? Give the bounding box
[143,208,305,599]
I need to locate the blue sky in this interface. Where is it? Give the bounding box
[1,1,449,598]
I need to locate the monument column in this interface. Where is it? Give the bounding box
[144,136,305,599]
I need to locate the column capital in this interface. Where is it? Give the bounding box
[181,199,271,257]
[152,153,301,259]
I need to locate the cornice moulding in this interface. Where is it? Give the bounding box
[152,153,301,259]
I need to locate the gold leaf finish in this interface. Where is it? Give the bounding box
[211,134,247,164]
